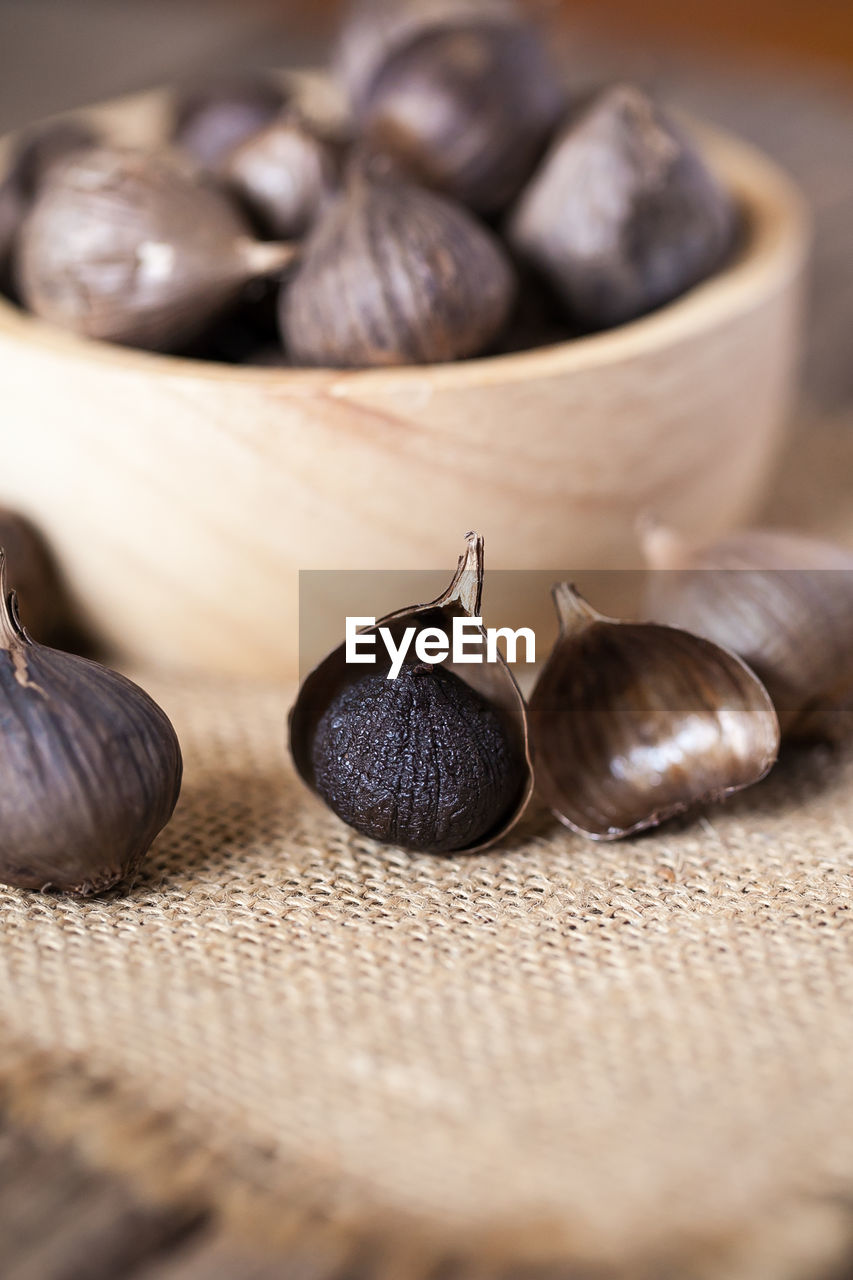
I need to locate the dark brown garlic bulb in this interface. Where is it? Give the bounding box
[643,524,853,741]
[172,75,287,169]
[529,584,779,840]
[0,508,67,642]
[11,119,101,199]
[358,21,565,214]
[16,147,296,351]
[222,114,341,240]
[0,551,182,894]
[508,84,737,330]
[290,532,532,853]
[336,0,521,114]
[280,173,515,366]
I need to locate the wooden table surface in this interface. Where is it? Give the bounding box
[1,3,852,1277]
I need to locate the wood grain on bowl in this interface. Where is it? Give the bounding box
[0,78,808,679]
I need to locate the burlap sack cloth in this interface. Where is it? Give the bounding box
[2,59,853,1280]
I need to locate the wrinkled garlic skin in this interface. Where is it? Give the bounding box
[509,84,737,330]
[337,0,521,114]
[529,586,779,840]
[172,76,287,169]
[311,663,524,852]
[281,174,516,366]
[644,529,853,740]
[0,571,182,894]
[223,117,341,240]
[16,147,294,351]
[360,22,565,215]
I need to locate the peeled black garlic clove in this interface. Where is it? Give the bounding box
[172,75,287,169]
[358,20,565,214]
[508,84,737,330]
[643,524,853,741]
[289,532,533,853]
[222,114,342,241]
[529,584,779,840]
[336,0,521,114]
[0,508,67,643]
[15,147,297,351]
[280,172,515,366]
[0,551,182,895]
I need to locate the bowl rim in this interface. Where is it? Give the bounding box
[0,87,810,392]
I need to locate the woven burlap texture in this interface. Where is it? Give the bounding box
[1,667,853,1280]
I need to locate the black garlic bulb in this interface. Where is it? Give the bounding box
[643,524,853,741]
[0,551,182,894]
[529,584,779,840]
[280,173,516,367]
[15,147,297,351]
[358,21,565,215]
[508,84,738,330]
[0,508,67,643]
[222,115,342,241]
[290,532,532,853]
[336,0,521,115]
[172,75,287,169]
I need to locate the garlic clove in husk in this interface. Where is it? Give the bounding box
[357,20,565,215]
[642,524,853,741]
[222,114,343,241]
[336,0,522,114]
[280,172,516,367]
[0,175,22,270]
[528,584,780,841]
[0,551,182,895]
[508,83,738,330]
[172,75,288,169]
[15,147,297,352]
[289,532,533,853]
[0,508,68,643]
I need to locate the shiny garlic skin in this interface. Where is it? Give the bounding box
[15,147,296,352]
[358,21,565,215]
[172,76,287,169]
[0,553,182,895]
[280,173,516,367]
[222,115,341,241]
[529,584,780,840]
[643,526,853,740]
[509,84,737,330]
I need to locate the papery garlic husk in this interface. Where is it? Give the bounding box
[358,20,565,214]
[529,584,780,840]
[0,551,182,894]
[289,532,533,853]
[222,114,342,240]
[172,75,287,169]
[280,172,515,366]
[643,524,853,741]
[0,508,68,643]
[508,83,737,330]
[15,147,297,351]
[336,0,522,114]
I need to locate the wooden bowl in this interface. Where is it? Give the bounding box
[0,81,809,679]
